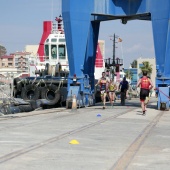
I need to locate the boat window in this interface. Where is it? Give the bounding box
[59,39,65,42]
[51,45,57,59]
[45,45,49,57]
[51,38,57,42]
[59,44,66,59]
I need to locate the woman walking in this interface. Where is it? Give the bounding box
[108,78,117,108]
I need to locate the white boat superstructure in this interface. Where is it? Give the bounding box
[36,17,69,72]
[34,16,105,77]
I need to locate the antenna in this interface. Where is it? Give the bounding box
[54,0,62,19]
[51,0,53,21]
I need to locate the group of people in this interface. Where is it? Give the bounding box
[96,71,153,115]
[95,72,129,109]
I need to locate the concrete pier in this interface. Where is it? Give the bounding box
[0,97,170,170]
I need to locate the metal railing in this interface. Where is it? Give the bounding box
[0,73,14,115]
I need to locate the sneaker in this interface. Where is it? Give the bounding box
[142,111,146,116]
[103,106,105,109]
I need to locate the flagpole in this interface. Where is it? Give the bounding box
[120,42,124,69]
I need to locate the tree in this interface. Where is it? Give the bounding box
[0,45,7,57]
[140,61,152,76]
[125,69,133,80]
[131,60,137,68]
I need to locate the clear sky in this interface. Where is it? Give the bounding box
[0,0,155,68]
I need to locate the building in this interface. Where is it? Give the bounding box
[25,45,39,56]
[124,68,137,85]
[0,55,14,68]
[13,52,32,75]
[0,55,17,79]
[123,57,156,87]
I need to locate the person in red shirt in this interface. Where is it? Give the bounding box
[137,71,153,115]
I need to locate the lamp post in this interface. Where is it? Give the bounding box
[104,34,123,81]
[109,34,119,80]
[110,34,119,66]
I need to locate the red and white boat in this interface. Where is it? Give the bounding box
[34,16,105,79]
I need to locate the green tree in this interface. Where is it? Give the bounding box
[125,69,133,80]
[140,61,152,76]
[0,45,7,57]
[131,60,137,68]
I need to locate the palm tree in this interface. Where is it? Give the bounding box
[125,69,133,80]
[140,61,153,76]
[131,60,137,68]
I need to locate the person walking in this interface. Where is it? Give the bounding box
[95,72,109,109]
[119,77,129,104]
[108,78,117,108]
[137,71,153,115]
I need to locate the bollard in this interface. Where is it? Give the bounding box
[72,95,77,110]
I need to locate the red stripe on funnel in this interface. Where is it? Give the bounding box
[37,21,52,62]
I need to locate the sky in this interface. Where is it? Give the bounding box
[0,0,155,68]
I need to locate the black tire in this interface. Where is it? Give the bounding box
[21,84,40,100]
[9,106,21,114]
[13,89,22,98]
[26,100,37,110]
[19,105,34,112]
[13,77,22,91]
[41,84,60,105]
[13,77,20,86]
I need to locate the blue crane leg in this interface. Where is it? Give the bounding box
[164,10,170,77]
[62,0,170,109]
[62,0,95,107]
[84,22,100,92]
[152,19,168,78]
[62,0,94,77]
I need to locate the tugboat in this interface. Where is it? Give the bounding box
[13,16,105,108]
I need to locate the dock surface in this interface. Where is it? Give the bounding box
[0,98,170,170]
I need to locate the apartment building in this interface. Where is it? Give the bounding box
[0,55,14,68]
[13,52,31,74]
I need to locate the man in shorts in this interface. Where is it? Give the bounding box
[95,72,109,109]
[137,71,153,115]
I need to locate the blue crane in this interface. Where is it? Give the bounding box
[62,0,170,110]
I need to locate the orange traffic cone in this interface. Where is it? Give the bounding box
[72,95,77,110]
